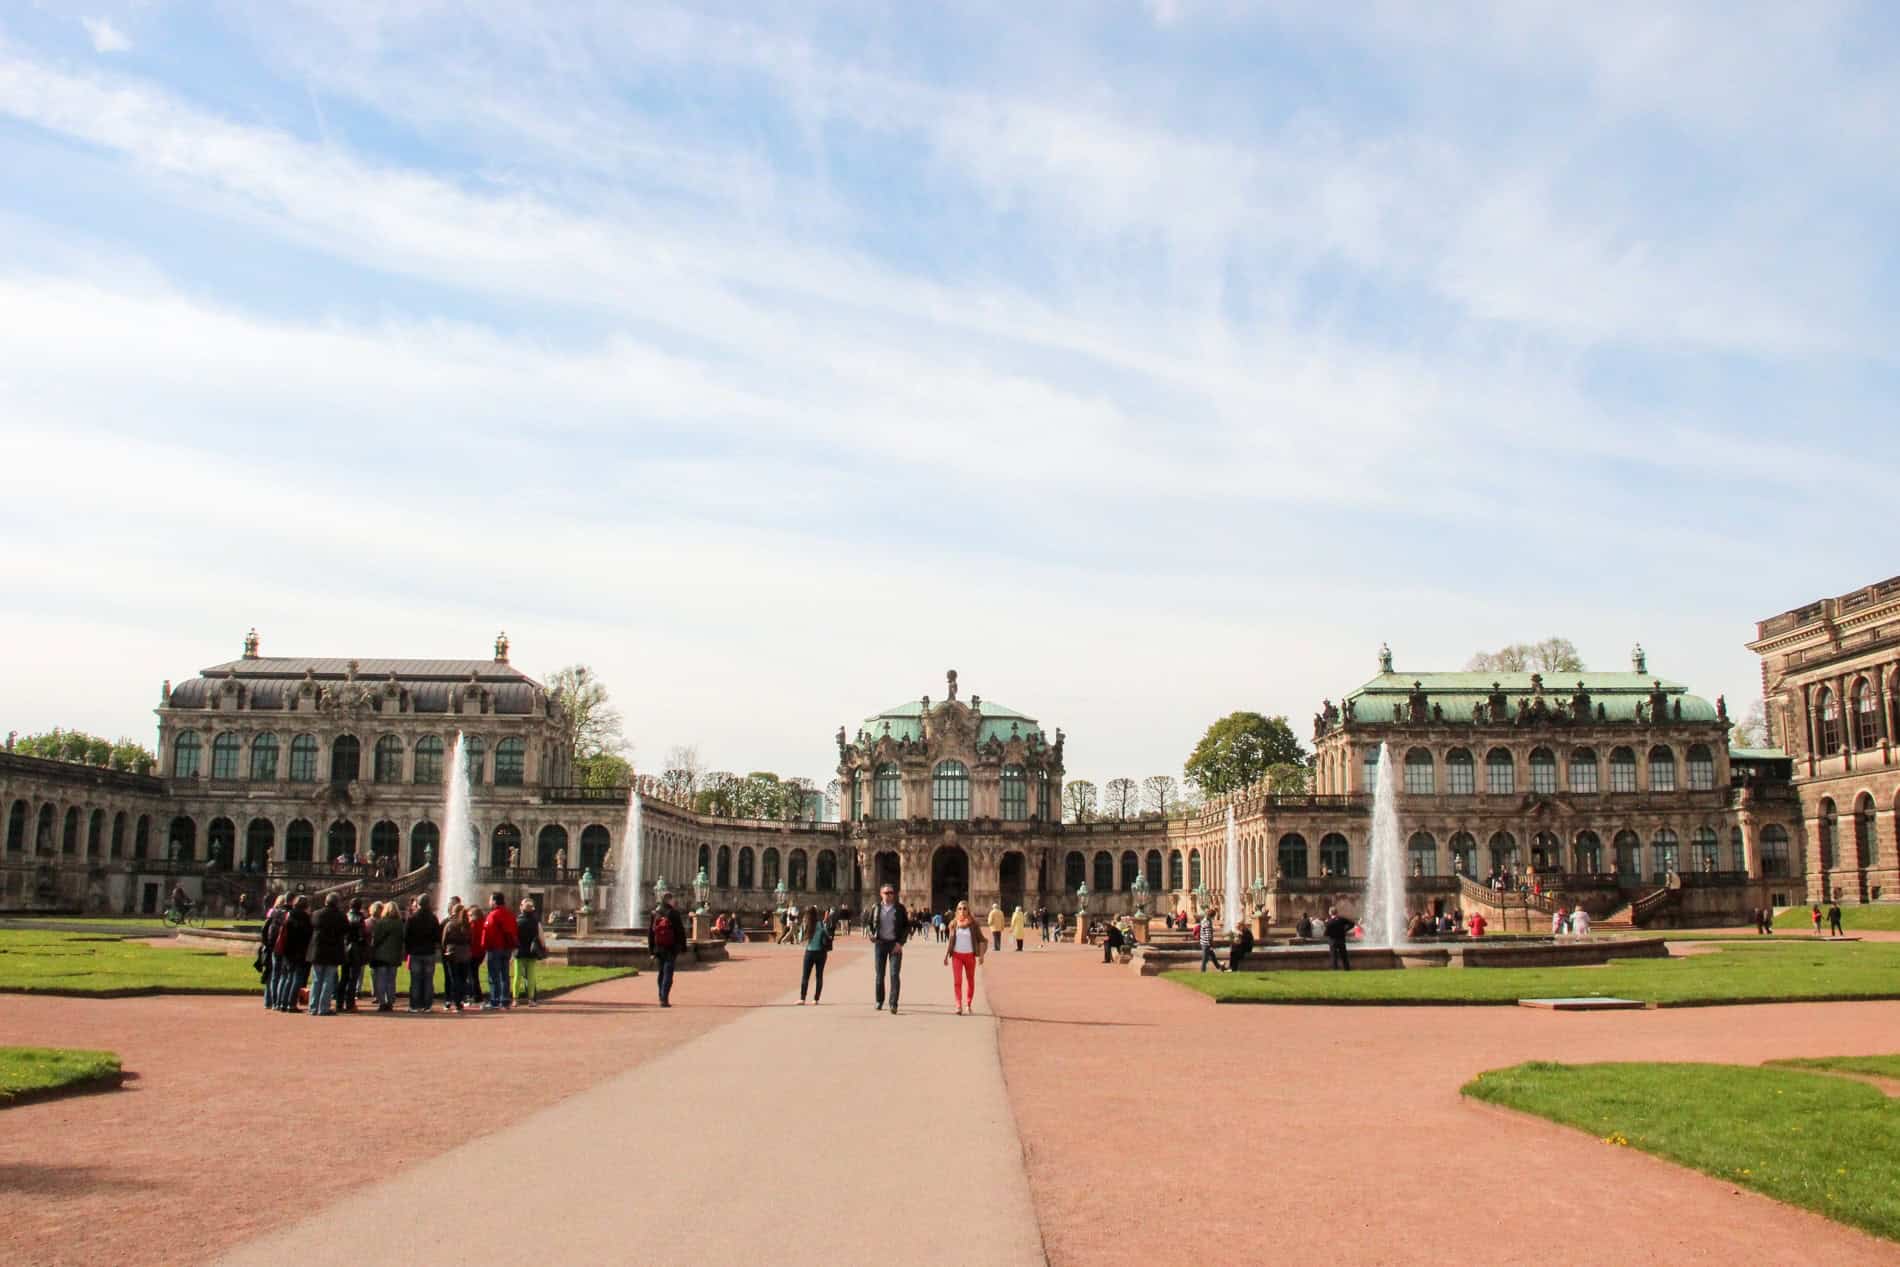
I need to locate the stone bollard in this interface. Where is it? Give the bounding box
[577,907,595,939]
[691,911,712,943]
[1131,916,1151,944]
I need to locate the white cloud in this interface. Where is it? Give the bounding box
[80,17,131,55]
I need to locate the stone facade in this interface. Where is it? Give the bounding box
[1750,575,1900,903]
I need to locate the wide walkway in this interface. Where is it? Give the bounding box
[215,943,1046,1267]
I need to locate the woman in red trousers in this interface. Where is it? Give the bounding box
[943,900,986,1015]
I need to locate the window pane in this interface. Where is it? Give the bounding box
[211,733,240,780]
[1001,766,1027,820]
[494,738,525,786]
[874,764,902,820]
[250,734,279,781]
[1610,750,1637,793]
[1569,751,1597,794]
[173,733,201,778]
[1486,751,1514,795]
[289,735,317,782]
[1649,748,1676,792]
[932,761,969,821]
[1529,750,1556,794]
[1403,751,1434,795]
[413,737,443,784]
[1446,751,1474,795]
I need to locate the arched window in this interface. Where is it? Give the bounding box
[1530,831,1561,871]
[1407,831,1437,876]
[86,809,103,858]
[1569,748,1598,794]
[1065,851,1086,891]
[327,819,357,861]
[1573,831,1602,873]
[464,735,486,785]
[5,800,24,853]
[1691,826,1720,872]
[1121,851,1139,889]
[1167,851,1184,890]
[1037,769,1051,821]
[932,761,970,821]
[1446,748,1475,795]
[491,823,522,869]
[1403,748,1435,795]
[873,764,902,820]
[34,804,52,854]
[1001,765,1028,820]
[1277,833,1309,879]
[134,814,151,859]
[762,847,781,890]
[1648,746,1676,792]
[203,817,233,868]
[1320,833,1351,876]
[1488,831,1517,874]
[716,845,732,888]
[816,849,837,891]
[494,738,526,786]
[62,807,80,856]
[1609,747,1637,793]
[413,735,444,784]
[738,846,756,889]
[1651,829,1679,879]
[1529,748,1556,795]
[173,732,202,778]
[286,819,315,864]
[1686,745,1715,791]
[1094,852,1114,893]
[1817,688,1840,755]
[1449,832,1476,876]
[110,811,126,859]
[789,849,809,890]
[330,734,360,784]
[1855,793,1877,866]
[1188,849,1203,890]
[1614,830,1640,879]
[579,824,611,874]
[168,815,196,863]
[250,733,279,780]
[245,818,274,870]
[1145,849,1163,890]
[410,821,439,869]
[289,734,318,782]
[534,826,566,872]
[1759,824,1790,877]
[211,732,240,780]
[1485,748,1514,795]
[374,735,404,783]
[1856,681,1879,749]
[371,820,400,860]
[697,844,711,878]
[1362,747,1382,792]
[1730,826,1746,872]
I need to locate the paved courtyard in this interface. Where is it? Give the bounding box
[4,940,1900,1266]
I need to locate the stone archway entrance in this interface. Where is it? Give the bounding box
[999,851,1025,915]
[932,845,969,915]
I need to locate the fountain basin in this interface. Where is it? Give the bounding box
[1132,935,1668,976]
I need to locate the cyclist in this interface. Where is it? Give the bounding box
[169,883,193,923]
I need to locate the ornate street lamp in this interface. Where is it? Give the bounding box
[775,877,790,908]
[578,868,597,913]
[1249,875,1267,914]
[1130,872,1150,916]
[1194,882,1209,916]
[1075,880,1091,917]
[692,865,711,914]
[651,873,667,911]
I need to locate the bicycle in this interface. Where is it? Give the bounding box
[163,905,209,929]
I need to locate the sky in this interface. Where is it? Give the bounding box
[2,1,1896,792]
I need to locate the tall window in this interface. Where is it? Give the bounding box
[1188,849,1203,890]
[492,823,521,868]
[873,764,902,820]
[286,819,314,863]
[761,847,781,890]
[1001,765,1028,820]
[1277,834,1308,878]
[1362,748,1381,792]
[788,849,808,889]
[1486,748,1514,795]
[1403,748,1434,795]
[1065,852,1086,890]
[245,818,274,869]
[1093,852,1114,893]
[1855,794,1877,865]
[211,732,240,780]
[1651,829,1679,880]
[413,735,444,784]
[1609,747,1637,793]
[173,732,202,778]
[371,820,400,860]
[1320,833,1351,876]
[1449,832,1476,875]
[1854,681,1879,749]
[1145,850,1163,890]
[1759,824,1790,877]
[1730,826,1747,873]
[738,847,755,889]
[1529,748,1556,795]
[1167,851,1183,889]
[714,846,731,887]
[410,821,439,869]
[289,734,318,782]
[1446,749,1475,795]
[374,735,404,783]
[1691,827,1720,872]
[1120,851,1139,889]
[1573,831,1602,873]
[1648,746,1676,792]
[1614,830,1640,879]
[816,849,837,891]
[250,733,279,781]
[464,735,486,785]
[1569,748,1598,794]
[494,737,525,786]
[1819,798,1838,868]
[1407,832,1437,876]
[1817,688,1840,755]
[330,734,360,784]
[1686,745,1714,791]
[1488,832,1517,874]
[1037,769,1050,821]
[932,760,970,821]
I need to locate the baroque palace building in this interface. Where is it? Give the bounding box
[0,613,1839,925]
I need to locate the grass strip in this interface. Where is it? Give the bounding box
[1775,904,1900,932]
[1767,1053,1900,1081]
[0,1046,122,1105]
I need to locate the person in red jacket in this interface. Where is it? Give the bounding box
[482,891,520,1010]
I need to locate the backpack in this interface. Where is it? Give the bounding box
[651,913,678,951]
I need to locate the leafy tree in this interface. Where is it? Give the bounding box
[1266,762,1310,794]
[545,664,627,765]
[1062,779,1098,823]
[1142,774,1179,818]
[824,778,842,821]
[1465,638,1584,674]
[662,744,702,797]
[1732,699,1772,749]
[577,752,633,789]
[1102,777,1140,819]
[11,728,155,775]
[1183,713,1307,796]
[697,771,738,817]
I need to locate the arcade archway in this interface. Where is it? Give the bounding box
[932,845,969,915]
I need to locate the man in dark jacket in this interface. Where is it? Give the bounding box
[1228,922,1254,973]
[482,891,520,1010]
[308,894,349,1015]
[339,897,367,1012]
[405,895,443,1012]
[868,883,909,1014]
[1322,906,1354,971]
[274,896,314,1013]
[648,892,689,1008]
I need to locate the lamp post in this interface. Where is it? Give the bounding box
[1130,872,1150,916]
[1194,883,1209,918]
[1249,874,1267,914]
[774,878,790,938]
[693,866,711,914]
[650,873,667,916]
[578,868,596,913]
[1074,881,1090,945]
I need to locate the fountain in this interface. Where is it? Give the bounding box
[438,731,476,911]
[1223,804,1242,932]
[1361,740,1407,946]
[619,784,645,932]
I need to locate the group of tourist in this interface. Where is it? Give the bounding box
[1549,905,1593,936]
[257,889,549,1016]
[1804,901,1846,936]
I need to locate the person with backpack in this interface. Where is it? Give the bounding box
[272,895,314,1013]
[649,891,688,1007]
[482,891,519,1010]
[370,901,406,1011]
[338,897,368,1012]
[797,904,834,1004]
[259,895,289,1010]
[405,894,443,1012]
[512,897,546,1007]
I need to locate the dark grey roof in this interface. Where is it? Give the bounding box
[170,657,544,715]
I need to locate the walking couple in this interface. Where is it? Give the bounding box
[866,885,987,1015]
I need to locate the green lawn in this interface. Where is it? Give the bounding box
[0,1046,121,1104]
[1171,940,1900,1006]
[0,930,632,997]
[1775,904,1900,932]
[1769,1053,1900,1081]
[1464,1060,1900,1242]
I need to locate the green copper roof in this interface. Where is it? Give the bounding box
[861,698,1042,745]
[1729,747,1790,761]
[1341,672,1720,724]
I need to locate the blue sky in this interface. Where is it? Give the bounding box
[2,1,1895,790]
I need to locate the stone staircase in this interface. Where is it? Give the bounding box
[310,863,436,908]
[1597,885,1678,930]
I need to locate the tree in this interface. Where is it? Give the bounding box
[1102,777,1140,819]
[11,728,155,775]
[1732,699,1772,749]
[545,664,627,764]
[1465,638,1584,674]
[1062,779,1098,824]
[662,744,703,797]
[1266,762,1310,794]
[824,778,843,821]
[577,752,633,789]
[1183,713,1307,796]
[1142,774,1179,818]
[697,771,738,817]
